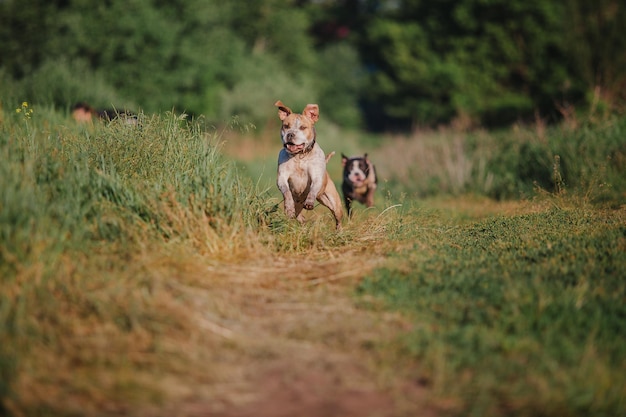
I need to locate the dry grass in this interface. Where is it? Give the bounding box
[4,108,624,417]
[0,196,583,417]
[373,130,476,194]
[4,193,422,416]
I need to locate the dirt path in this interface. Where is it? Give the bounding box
[156,251,435,417]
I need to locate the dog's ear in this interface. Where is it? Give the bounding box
[275,100,292,121]
[341,154,348,167]
[303,104,319,123]
[364,153,369,160]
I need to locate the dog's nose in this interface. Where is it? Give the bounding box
[286,132,295,141]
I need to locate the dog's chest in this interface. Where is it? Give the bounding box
[278,149,325,196]
[352,184,369,195]
[286,160,311,193]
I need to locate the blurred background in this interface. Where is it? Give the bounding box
[1,0,624,132]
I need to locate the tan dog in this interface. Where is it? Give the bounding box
[275,100,343,229]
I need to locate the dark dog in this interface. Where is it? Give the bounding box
[341,153,377,216]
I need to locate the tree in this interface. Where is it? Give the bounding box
[354,0,571,128]
[0,0,323,122]
[564,0,626,114]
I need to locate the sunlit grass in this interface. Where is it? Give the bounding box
[1,102,625,416]
[358,202,626,417]
[0,107,275,415]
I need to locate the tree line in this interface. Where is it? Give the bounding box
[1,0,624,130]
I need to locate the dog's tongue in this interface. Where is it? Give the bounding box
[287,143,305,153]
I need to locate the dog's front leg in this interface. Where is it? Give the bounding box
[277,176,297,219]
[304,175,323,210]
[365,184,377,207]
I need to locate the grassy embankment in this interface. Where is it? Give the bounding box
[1,102,624,416]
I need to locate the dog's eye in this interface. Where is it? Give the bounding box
[299,126,307,131]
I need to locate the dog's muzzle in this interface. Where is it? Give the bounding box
[285,141,306,154]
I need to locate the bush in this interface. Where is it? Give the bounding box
[216,53,319,128]
[370,117,626,203]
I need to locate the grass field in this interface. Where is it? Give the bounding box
[1,102,625,416]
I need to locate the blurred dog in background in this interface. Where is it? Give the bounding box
[71,102,96,123]
[72,102,137,124]
[341,153,377,216]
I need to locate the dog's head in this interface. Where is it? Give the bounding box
[342,153,372,187]
[72,102,95,123]
[275,100,319,155]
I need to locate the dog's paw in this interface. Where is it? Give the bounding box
[303,200,315,210]
[284,205,296,218]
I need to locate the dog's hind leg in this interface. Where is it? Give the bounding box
[365,186,376,208]
[317,186,343,230]
[319,195,343,230]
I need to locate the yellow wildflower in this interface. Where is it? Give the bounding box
[16,101,34,119]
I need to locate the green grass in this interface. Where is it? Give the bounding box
[1,100,625,416]
[373,117,626,203]
[0,105,271,415]
[358,203,626,416]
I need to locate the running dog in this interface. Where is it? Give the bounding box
[341,153,377,216]
[275,100,343,229]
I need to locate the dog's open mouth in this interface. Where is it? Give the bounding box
[348,175,365,187]
[285,142,306,154]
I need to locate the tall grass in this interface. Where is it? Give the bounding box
[2,100,625,416]
[0,105,271,415]
[372,117,626,203]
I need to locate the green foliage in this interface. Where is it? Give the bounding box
[314,42,365,129]
[3,58,130,112]
[1,0,624,129]
[359,0,571,126]
[377,117,626,202]
[0,0,326,121]
[358,207,626,417]
[484,118,626,200]
[364,18,458,123]
[216,52,318,127]
[0,0,58,78]
[564,0,626,112]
